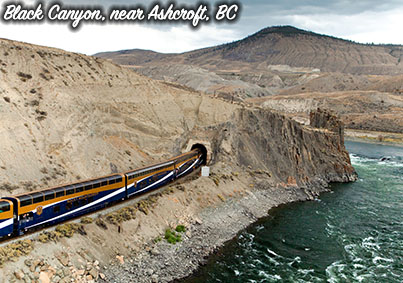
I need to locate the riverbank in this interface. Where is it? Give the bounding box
[103,166,336,283]
[345,129,403,146]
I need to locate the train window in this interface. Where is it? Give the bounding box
[101,180,107,187]
[109,178,116,185]
[66,202,72,210]
[44,190,55,201]
[88,196,94,203]
[66,186,75,195]
[73,200,79,207]
[93,182,100,189]
[53,205,60,213]
[55,188,65,198]
[0,201,10,212]
[79,199,87,206]
[75,186,84,193]
[84,183,92,191]
[19,195,33,207]
[32,192,44,204]
[116,176,122,183]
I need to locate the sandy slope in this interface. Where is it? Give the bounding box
[0,38,236,195]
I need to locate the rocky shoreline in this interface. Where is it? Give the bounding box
[103,177,350,283]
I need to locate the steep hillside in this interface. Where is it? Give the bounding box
[0,38,236,195]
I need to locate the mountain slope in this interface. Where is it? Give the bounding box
[0,38,236,195]
[95,26,403,75]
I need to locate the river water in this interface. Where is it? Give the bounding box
[183,141,403,282]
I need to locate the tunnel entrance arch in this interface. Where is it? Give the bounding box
[191,143,208,165]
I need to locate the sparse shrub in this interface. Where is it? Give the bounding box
[0,182,19,192]
[217,194,225,202]
[175,225,186,233]
[29,100,39,106]
[38,231,62,243]
[17,72,32,81]
[0,239,33,266]
[137,200,152,215]
[55,223,86,237]
[164,229,182,244]
[35,109,48,121]
[20,181,37,192]
[95,218,107,230]
[81,217,93,224]
[105,206,137,225]
[210,175,220,186]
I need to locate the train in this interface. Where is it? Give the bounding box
[0,147,206,238]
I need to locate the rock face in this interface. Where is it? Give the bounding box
[223,108,355,187]
[310,108,344,144]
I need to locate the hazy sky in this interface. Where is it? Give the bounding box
[1,0,403,55]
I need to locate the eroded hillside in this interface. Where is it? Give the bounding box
[0,38,236,195]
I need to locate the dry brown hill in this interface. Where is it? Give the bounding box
[0,38,236,195]
[96,26,403,75]
[95,26,403,134]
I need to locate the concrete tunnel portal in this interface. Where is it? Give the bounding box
[190,143,208,166]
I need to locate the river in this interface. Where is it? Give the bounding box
[182,141,403,282]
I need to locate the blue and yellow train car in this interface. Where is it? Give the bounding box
[0,199,13,237]
[125,161,175,197]
[174,150,203,178]
[0,147,206,238]
[125,149,202,197]
[4,173,125,232]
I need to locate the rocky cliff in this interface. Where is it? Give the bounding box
[218,107,355,188]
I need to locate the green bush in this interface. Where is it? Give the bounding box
[164,229,182,244]
[175,225,186,233]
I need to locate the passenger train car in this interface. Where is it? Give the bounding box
[0,148,205,238]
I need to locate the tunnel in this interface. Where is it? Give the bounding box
[191,143,208,165]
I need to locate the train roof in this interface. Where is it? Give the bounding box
[7,172,124,199]
[123,149,199,176]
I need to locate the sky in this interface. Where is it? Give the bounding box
[1,0,403,55]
